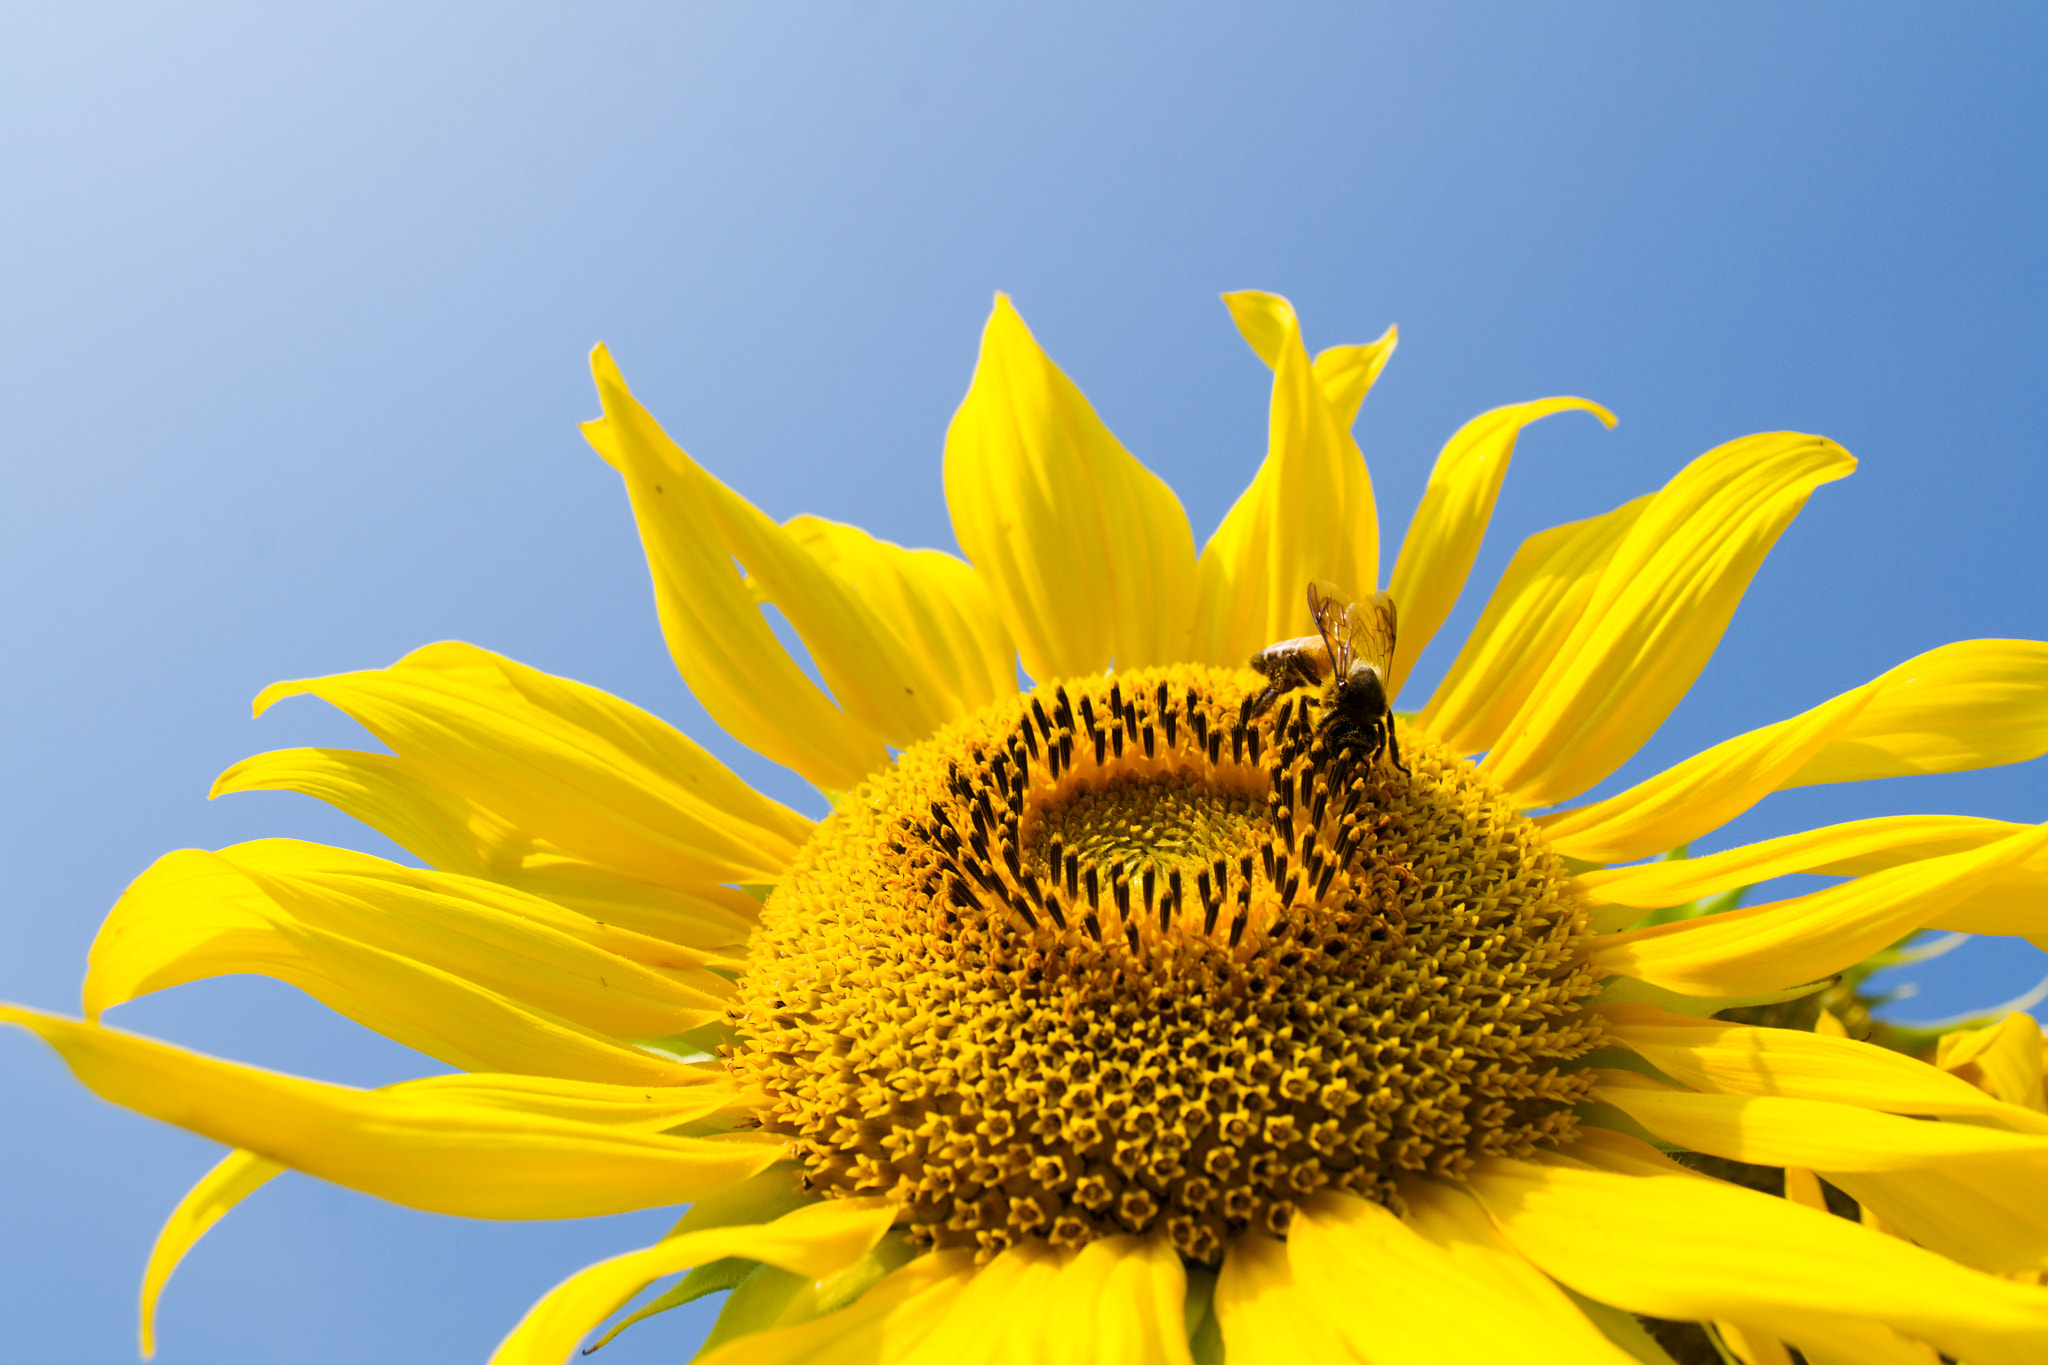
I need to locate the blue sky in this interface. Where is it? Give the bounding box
[2,3,2044,1361]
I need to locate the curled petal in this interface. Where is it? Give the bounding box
[1386,397,1615,701]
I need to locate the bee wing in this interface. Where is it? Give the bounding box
[1352,589,1398,679]
[1306,581,1355,674]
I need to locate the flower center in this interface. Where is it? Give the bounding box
[730,665,1603,1263]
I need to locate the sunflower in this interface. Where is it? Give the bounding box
[11,291,2048,1365]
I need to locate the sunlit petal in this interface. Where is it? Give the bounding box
[0,1005,783,1218]
[585,346,894,788]
[1191,292,1383,666]
[944,296,1198,680]
[1483,433,1855,806]
[1386,397,1615,701]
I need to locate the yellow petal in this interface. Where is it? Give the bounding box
[1417,493,1651,757]
[1466,1151,2048,1363]
[896,1234,1192,1365]
[383,1070,755,1130]
[87,841,723,1080]
[1784,1319,1942,1365]
[1938,1013,2048,1111]
[583,346,894,788]
[1285,1187,1639,1364]
[784,516,1018,718]
[214,746,759,951]
[249,639,810,888]
[1588,823,2048,997]
[943,295,1198,680]
[488,1198,898,1365]
[1716,1321,1795,1365]
[692,1250,975,1365]
[0,1004,784,1218]
[1482,432,1855,807]
[1539,680,1881,867]
[1312,332,1399,425]
[1823,1161,2048,1274]
[1597,1004,2048,1134]
[1575,814,2015,911]
[1783,640,2048,787]
[140,1149,284,1358]
[1385,397,1616,701]
[1593,1069,2048,1170]
[1213,1231,1352,1365]
[1543,640,2048,864]
[1190,292,1383,668]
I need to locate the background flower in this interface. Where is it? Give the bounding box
[2,6,2045,1363]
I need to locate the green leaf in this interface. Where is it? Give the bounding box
[664,1162,812,1238]
[583,1256,757,1353]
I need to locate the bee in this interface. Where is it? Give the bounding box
[1248,581,1408,775]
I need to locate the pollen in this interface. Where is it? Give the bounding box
[729,665,1604,1263]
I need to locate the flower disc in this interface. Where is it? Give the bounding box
[731,665,1604,1262]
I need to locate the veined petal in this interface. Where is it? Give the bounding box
[87,841,724,1080]
[249,640,810,888]
[1466,1151,2048,1363]
[1539,678,1880,866]
[383,1070,756,1130]
[583,346,893,789]
[140,1149,284,1358]
[692,1250,974,1365]
[1597,1004,2048,1133]
[1588,823,2048,997]
[1575,814,2015,911]
[1214,1231,1351,1365]
[488,1198,898,1365]
[1483,433,1856,807]
[1545,641,2048,864]
[1286,1187,1638,1364]
[943,296,1198,680]
[896,1234,1192,1365]
[1418,494,1650,757]
[1190,292,1383,667]
[1783,640,2048,787]
[784,516,1017,718]
[214,746,760,951]
[1385,398,1616,702]
[1592,1070,2048,1169]
[0,1005,785,1218]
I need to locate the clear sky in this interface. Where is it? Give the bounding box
[2,3,2044,1361]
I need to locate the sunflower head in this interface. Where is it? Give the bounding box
[14,288,2048,1365]
[733,662,1603,1263]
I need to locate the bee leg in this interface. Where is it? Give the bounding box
[1384,717,1411,777]
[1245,681,1282,719]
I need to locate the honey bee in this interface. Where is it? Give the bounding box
[1248,581,1408,775]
